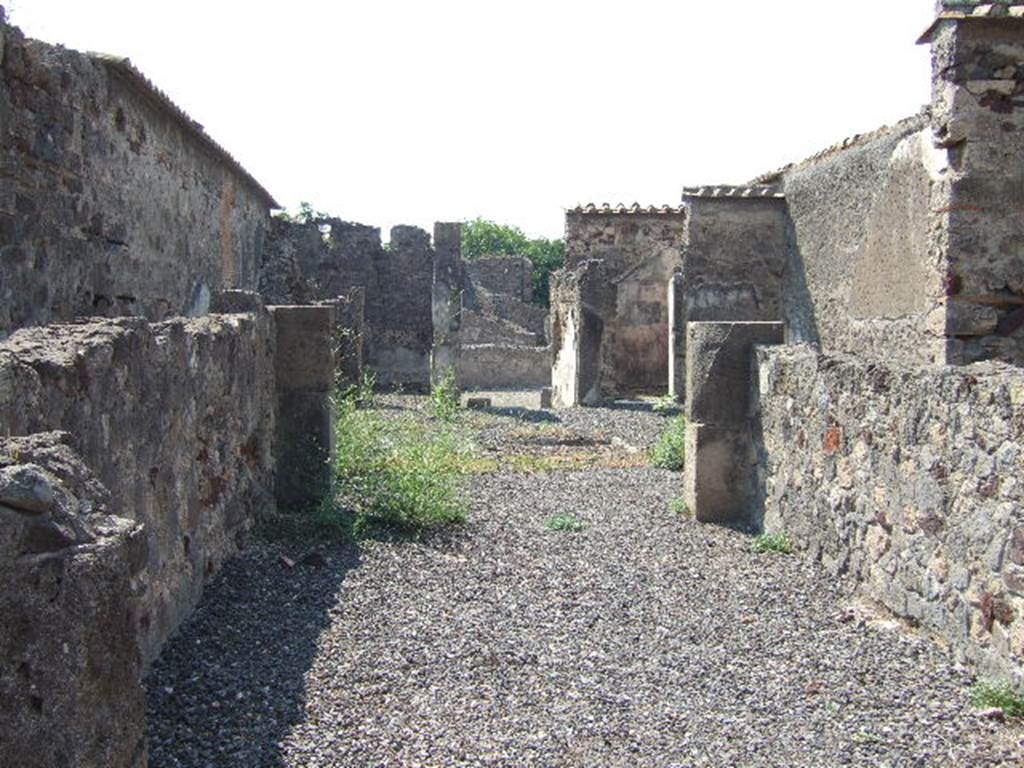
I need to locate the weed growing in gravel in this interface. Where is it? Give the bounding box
[546,514,584,532]
[333,391,473,530]
[339,370,376,409]
[652,394,680,414]
[430,369,461,422]
[650,415,686,470]
[970,681,1024,719]
[670,498,691,518]
[752,532,794,555]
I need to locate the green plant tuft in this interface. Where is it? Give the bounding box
[752,532,794,555]
[546,514,584,532]
[971,681,1024,719]
[670,498,691,517]
[430,369,462,422]
[650,415,687,470]
[652,394,679,414]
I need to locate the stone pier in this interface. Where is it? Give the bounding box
[683,321,784,523]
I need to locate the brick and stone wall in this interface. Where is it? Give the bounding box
[928,9,1024,365]
[0,310,278,663]
[0,13,276,338]
[755,344,1024,684]
[561,208,687,398]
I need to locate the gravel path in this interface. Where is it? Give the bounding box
[147,397,1024,767]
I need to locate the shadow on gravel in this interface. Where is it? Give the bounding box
[479,405,562,423]
[145,542,362,767]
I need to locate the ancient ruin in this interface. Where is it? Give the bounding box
[2,1,1024,765]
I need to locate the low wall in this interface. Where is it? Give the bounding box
[756,344,1024,683]
[459,344,551,391]
[0,432,146,768]
[0,310,277,663]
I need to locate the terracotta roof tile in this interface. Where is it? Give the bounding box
[680,185,783,200]
[566,203,686,215]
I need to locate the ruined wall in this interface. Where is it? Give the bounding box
[670,192,789,399]
[756,344,1024,684]
[464,255,532,304]
[0,432,146,768]
[930,13,1024,364]
[458,344,551,390]
[772,114,948,364]
[550,259,614,407]
[0,15,276,337]
[564,208,686,397]
[0,310,277,663]
[264,219,434,387]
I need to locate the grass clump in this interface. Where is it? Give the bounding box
[430,369,461,422]
[650,415,687,470]
[546,514,584,532]
[752,532,794,555]
[670,498,691,518]
[970,682,1024,719]
[332,386,475,531]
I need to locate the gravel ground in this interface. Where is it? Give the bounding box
[147,396,1024,767]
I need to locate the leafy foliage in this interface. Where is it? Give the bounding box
[461,218,565,306]
[752,533,794,555]
[430,369,462,422]
[971,682,1024,719]
[650,416,687,470]
[546,514,584,532]
[670,498,691,517]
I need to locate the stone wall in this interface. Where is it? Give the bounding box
[0,310,277,663]
[562,207,687,398]
[458,344,551,390]
[928,11,1024,365]
[0,14,276,338]
[755,344,1024,684]
[0,432,146,768]
[464,255,532,304]
[264,219,436,388]
[670,191,789,399]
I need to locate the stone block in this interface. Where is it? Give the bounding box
[211,289,266,315]
[686,321,784,427]
[271,305,335,392]
[683,423,756,524]
[540,387,553,409]
[275,392,335,509]
[466,397,492,409]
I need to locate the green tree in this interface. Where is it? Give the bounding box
[461,218,564,306]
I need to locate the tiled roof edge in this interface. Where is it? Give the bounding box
[749,110,930,186]
[566,203,687,215]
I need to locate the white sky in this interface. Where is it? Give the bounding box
[9,0,936,240]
